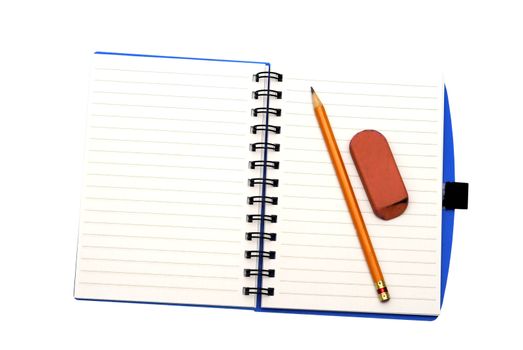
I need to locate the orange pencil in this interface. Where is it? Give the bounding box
[311,87,390,302]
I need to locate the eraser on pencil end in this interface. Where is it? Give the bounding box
[349,130,408,221]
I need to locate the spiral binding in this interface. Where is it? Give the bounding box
[244,269,275,277]
[246,214,277,223]
[252,107,281,117]
[250,142,280,152]
[245,250,276,259]
[249,160,279,169]
[252,89,282,100]
[253,71,283,82]
[251,124,281,135]
[247,196,278,205]
[245,232,277,241]
[243,70,283,297]
[243,287,274,296]
[248,178,278,187]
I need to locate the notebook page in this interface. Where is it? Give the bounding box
[264,71,443,315]
[74,53,265,308]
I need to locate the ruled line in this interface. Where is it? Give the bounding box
[80,269,239,280]
[84,208,240,220]
[284,194,436,205]
[81,244,238,255]
[285,194,358,201]
[285,148,439,159]
[81,257,238,267]
[280,280,372,287]
[283,170,438,181]
[285,100,437,111]
[284,158,342,164]
[93,102,246,113]
[286,112,438,123]
[82,221,239,231]
[84,197,242,207]
[282,219,437,228]
[286,89,438,99]
[91,114,247,126]
[284,182,360,189]
[95,67,247,79]
[88,149,244,160]
[387,271,437,277]
[388,284,436,289]
[83,232,240,243]
[90,125,245,136]
[282,231,437,241]
[281,206,437,217]
[280,242,436,253]
[279,279,436,289]
[280,267,369,274]
[285,77,438,88]
[283,146,437,153]
[283,127,437,135]
[93,90,246,101]
[87,162,243,173]
[94,79,247,90]
[86,184,242,195]
[283,148,438,158]
[87,173,242,184]
[282,161,439,171]
[279,267,436,277]
[283,182,438,193]
[277,291,436,301]
[385,153,437,158]
[277,292,373,300]
[78,281,237,292]
[389,141,438,146]
[89,137,245,148]
[282,160,437,170]
[279,255,436,264]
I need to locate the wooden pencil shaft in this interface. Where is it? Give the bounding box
[311,89,389,301]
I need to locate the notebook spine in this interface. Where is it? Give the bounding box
[243,70,282,297]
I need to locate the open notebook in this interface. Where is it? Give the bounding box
[74,52,451,320]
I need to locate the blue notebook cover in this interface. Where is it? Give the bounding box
[76,52,456,320]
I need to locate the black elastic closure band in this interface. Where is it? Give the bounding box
[245,250,276,259]
[443,182,469,209]
[252,107,282,117]
[243,287,275,296]
[245,232,277,241]
[247,196,278,205]
[253,71,283,82]
[244,269,276,277]
[246,214,277,223]
[252,89,282,100]
[251,124,281,135]
[249,160,279,169]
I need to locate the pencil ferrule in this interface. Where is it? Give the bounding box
[375,280,390,302]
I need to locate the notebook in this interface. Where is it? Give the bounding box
[74,51,454,320]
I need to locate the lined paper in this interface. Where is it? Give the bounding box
[74,53,266,308]
[264,71,443,316]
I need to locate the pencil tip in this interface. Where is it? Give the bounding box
[311,87,321,107]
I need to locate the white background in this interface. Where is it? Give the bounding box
[1,0,521,348]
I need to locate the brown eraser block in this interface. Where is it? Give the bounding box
[349,130,408,220]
